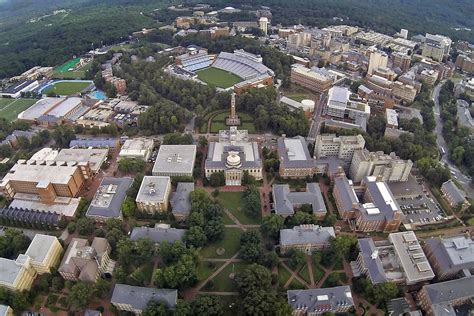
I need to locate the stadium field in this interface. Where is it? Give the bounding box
[55,57,82,73]
[196,67,242,88]
[43,81,91,96]
[0,98,37,122]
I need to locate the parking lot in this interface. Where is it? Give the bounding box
[398,194,446,227]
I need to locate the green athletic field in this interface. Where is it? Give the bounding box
[196,67,243,88]
[55,57,82,73]
[0,98,37,122]
[43,81,91,96]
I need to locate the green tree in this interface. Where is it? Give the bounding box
[209,172,225,187]
[143,300,168,316]
[117,238,134,265]
[287,249,306,269]
[121,197,137,218]
[239,230,262,263]
[69,282,94,308]
[184,226,207,248]
[191,295,224,316]
[260,214,284,239]
[75,218,95,236]
[329,235,357,261]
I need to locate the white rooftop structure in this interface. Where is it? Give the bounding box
[136,176,171,204]
[386,109,399,127]
[24,234,58,266]
[18,97,65,121]
[119,138,154,161]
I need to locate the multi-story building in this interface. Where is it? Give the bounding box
[368,50,388,75]
[280,225,335,254]
[440,180,470,211]
[130,224,186,245]
[258,17,268,35]
[0,255,36,291]
[422,33,452,62]
[135,176,171,213]
[354,232,435,285]
[86,177,132,221]
[419,69,439,85]
[333,175,403,232]
[455,54,474,74]
[153,145,197,178]
[314,134,365,171]
[424,235,474,280]
[272,183,327,218]
[58,237,113,283]
[277,136,317,178]
[290,65,334,93]
[323,87,370,130]
[391,81,417,103]
[170,182,194,220]
[0,160,90,203]
[385,109,399,128]
[205,127,262,186]
[111,284,177,315]
[0,305,13,316]
[392,52,411,72]
[288,32,312,48]
[118,138,154,161]
[24,234,63,274]
[418,276,474,316]
[349,149,413,183]
[287,286,354,315]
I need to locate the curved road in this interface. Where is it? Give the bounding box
[432,82,474,197]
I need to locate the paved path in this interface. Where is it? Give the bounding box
[222,208,248,232]
[199,291,239,296]
[306,256,316,287]
[281,262,311,289]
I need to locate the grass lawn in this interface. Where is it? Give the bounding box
[216,192,261,225]
[197,67,243,88]
[298,264,311,284]
[200,228,243,259]
[241,122,256,133]
[210,121,228,133]
[467,217,474,226]
[287,93,310,102]
[0,98,37,122]
[288,278,306,290]
[312,263,325,282]
[55,57,81,73]
[205,262,248,292]
[210,111,257,133]
[43,81,91,95]
[197,261,224,280]
[278,264,292,287]
[333,259,344,270]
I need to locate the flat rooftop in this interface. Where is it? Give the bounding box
[86,177,132,219]
[136,176,171,203]
[9,197,80,217]
[153,145,197,175]
[24,234,58,263]
[0,162,80,187]
[111,284,177,310]
[389,231,435,284]
[18,97,65,121]
[55,148,108,172]
[46,97,83,118]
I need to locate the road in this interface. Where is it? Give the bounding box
[432,82,474,197]
[307,93,326,143]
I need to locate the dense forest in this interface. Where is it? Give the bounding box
[0,0,473,78]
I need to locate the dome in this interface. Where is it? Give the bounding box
[224,6,235,10]
[226,153,241,166]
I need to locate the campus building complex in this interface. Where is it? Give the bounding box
[277,136,317,178]
[287,286,354,315]
[272,183,327,218]
[314,134,365,170]
[135,176,171,213]
[153,145,197,178]
[290,64,333,93]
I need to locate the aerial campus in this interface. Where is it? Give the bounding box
[0,2,473,316]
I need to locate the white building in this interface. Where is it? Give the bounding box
[152,145,197,177]
[119,138,154,161]
[314,134,365,170]
[368,50,388,75]
[136,176,172,213]
[422,33,452,62]
[258,17,269,35]
[324,86,370,123]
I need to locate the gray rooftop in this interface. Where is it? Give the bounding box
[86,177,132,219]
[136,176,171,203]
[171,182,194,216]
[24,234,58,264]
[153,145,197,175]
[425,236,474,273]
[389,231,435,284]
[55,148,108,173]
[0,257,22,285]
[358,238,388,284]
[277,136,316,169]
[441,180,467,206]
[333,175,359,211]
[70,138,118,148]
[423,276,474,305]
[359,176,401,221]
[272,183,327,216]
[130,225,185,244]
[280,225,335,247]
[205,140,262,170]
[111,284,177,311]
[287,286,354,313]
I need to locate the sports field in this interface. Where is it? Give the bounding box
[55,57,82,73]
[0,98,37,122]
[43,81,91,96]
[196,67,242,88]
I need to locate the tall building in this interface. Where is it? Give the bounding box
[391,81,417,103]
[314,134,365,170]
[290,65,334,93]
[324,87,370,129]
[424,235,474,280]
[455,54,474,74]
[258,17,269,35]
[23,234,63,275]
[277,136,317,179]
[392,52,411,72]
[205,127,262,186]
[422,33,452,62]
[440,180,470,211]
[418,276,474,316]
[349,149,413,183]
[368,51,388,75]
[152,145,197,178]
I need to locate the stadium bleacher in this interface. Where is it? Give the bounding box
[211,50,274,80]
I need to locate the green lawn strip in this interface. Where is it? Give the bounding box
[210,121,227,133]
[222,211,235,225]
[287,93,309,102]
[338,272,348,284]
[204,262,248,292]
[55,57,82,73]
[241,122,256,133]
[277,263,292,286]
[197,261,224,280]
[287,277,306,290]
[217,192,261,225]
[0,98,37,122]
[43,81,91,95]
[467,217,474,226]
[196,68,243,88]
[200,228,243,259]
[312,263,325,283]
[298,264,312,284]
